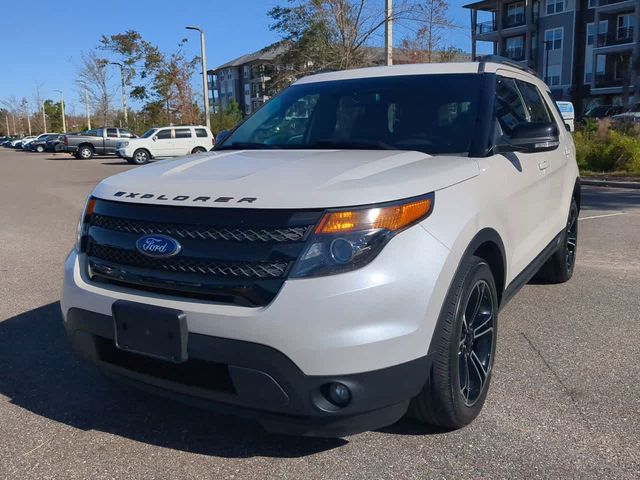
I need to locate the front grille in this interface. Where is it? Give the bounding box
[88,244,289,279]
[92,214,310,243]
[83,199,323,306]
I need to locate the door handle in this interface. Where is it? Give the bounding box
[538,159,549,170]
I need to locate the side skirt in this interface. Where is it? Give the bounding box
[500,231,563,309]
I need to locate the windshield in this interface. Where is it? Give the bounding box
[217,74,481,155]
[141,128,158,138]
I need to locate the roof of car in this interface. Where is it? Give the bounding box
[294,61,542,86]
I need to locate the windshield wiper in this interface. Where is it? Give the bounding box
[308,139,395,150]
[216,142,277,150]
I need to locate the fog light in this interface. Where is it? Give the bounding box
[326,382,351,407]
[329,238,354,264]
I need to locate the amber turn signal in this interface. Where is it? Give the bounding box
[315,197,433,234]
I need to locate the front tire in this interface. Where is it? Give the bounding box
[132,149,150,165]
[36,145,45,153]
[535,198,578,283]
[410,255,498,429]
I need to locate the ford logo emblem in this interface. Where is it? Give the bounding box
[135,234,182,258]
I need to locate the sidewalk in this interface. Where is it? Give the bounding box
[581,176,640,189]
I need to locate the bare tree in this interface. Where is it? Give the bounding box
[76,51,114,126]
[1,96,21,135]
[400,0,458,63]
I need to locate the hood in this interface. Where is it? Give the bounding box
[92,149,479,209]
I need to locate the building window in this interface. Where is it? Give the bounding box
[586,21,608,46]
[617,14,636,41]
[505,2,525,27]
[505,36,525,60]
[546,0,564,15]
[545,64,561,86]
[544,28,563,50]
[588,0,597,7]
[614,55,631,80]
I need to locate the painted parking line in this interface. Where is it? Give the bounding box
[578,212,626,221]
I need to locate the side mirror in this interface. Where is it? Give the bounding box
[152,136,158,142]
[565,123,571,132]
[494,122,559,154]
[216,130,230,144]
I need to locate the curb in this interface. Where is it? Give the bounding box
[581,179,640,190]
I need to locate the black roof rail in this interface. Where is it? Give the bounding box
[477,55,540,78]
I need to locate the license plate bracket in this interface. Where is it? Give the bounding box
[112,300,188,363]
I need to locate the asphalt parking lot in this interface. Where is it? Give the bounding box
[0,148,638,479]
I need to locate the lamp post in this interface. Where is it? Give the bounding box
[385,0,393,66]
[545,40,552,86]
[186,25,211,130]
[109,62,128,126]
[54,89,66,133]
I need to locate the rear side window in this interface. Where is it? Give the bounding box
[195,128,208,138]
[156,129,172,139]
[495,77,527,135]
[516,81,551,122]
[175,128,192,138]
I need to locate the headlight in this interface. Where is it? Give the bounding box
[290,193,434,278]
[117,141,129,148]
[75,196,96,251]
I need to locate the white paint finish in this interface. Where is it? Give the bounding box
[92,149,480,209]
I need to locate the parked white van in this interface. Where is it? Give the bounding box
[117,126,214,164]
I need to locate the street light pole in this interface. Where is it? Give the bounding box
[186,26,211,130]
[385,0,393,66]
[54,90,67,133]
[42,100,47,133]
[110,62,128,126]
[84,87,91,129]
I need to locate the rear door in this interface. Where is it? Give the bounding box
[104,128,120,154]
[173,128,193,156]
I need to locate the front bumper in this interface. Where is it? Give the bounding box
[61,224,453,436]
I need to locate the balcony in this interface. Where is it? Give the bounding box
[504,47,525,61]
[476,20,496,34]
[596,0,638,12]
[503,13,525,29]
[595,27,636,48]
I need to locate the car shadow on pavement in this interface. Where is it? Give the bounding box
[581,186,640,212]
[101,161,132,166]
[0,302,346,457]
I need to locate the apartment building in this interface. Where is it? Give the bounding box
[207,45,286,116]
[465,0,639,113]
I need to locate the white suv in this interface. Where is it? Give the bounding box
[62,58,579,437]
[116,125,214,164]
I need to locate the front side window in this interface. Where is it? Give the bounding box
[495,77,528,136]
[217,74,483,156]
[106,128,118,138]
[119,129,134,138]
[516,81,552,122]
[155,129,172,140]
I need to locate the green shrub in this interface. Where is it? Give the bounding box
[572,120,640,174]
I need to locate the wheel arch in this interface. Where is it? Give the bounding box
[464,228,507,307]
[77,142,94,151]
[133,147,152,159]
[573,177,581,212]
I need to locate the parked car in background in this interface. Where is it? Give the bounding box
[28,134,60,152]
[555,101,575,132]
[45,134,67,152]
[5,138,23,148]
[583,105,624,121]
[63,128,137,159]
[14,136,36,149]
[116,125,214,164]
[21,133,57,151]
[611,102,640,124]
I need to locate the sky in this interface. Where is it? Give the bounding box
[0,0,475,114]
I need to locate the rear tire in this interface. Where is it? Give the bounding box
[191,146,206,154]
[78,145,94,159]
[535,198,578,283]
[410,255,498,429]
[132,149,150,165]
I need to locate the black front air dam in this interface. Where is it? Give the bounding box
[64,307,433,437]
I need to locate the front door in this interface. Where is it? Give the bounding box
[153,128,174,157]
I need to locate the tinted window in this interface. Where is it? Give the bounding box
[119,129,135,138]
[175,128,192,138]
[156,129,172,139]
[516,81,551,122]
[106,128,118,137]
[141,129,157,138]
[219,74,482,155]
[495,77,527,136]
[195,128,208,138]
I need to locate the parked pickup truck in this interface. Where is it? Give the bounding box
[63,128,137,159]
